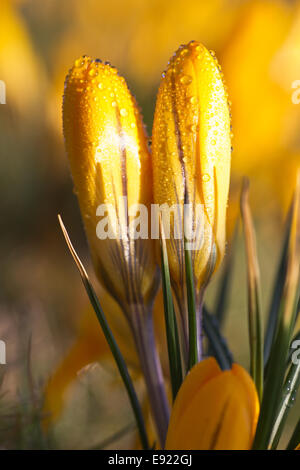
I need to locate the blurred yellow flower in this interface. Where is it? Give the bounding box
[165,357,259,450]
[72,0,242,88]
[0,0,45,116]
[222,0,300,210]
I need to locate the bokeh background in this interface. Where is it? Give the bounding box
[0,0,299,449]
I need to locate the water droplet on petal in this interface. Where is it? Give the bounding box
[74,58,84,68]
[180,74,192,85]
[202,174,210,182]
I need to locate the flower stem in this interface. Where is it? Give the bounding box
[175,290,189,372]
[130,304,170,448]
[196,291,204,362]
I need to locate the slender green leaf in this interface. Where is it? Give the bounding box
[207,224,237,361]
[264,206,293,368]
[184,237,198,370]
[269,349,300,449]
[160,226,183,400]
[240,179,264,402]
[214,223,238,327]
[203,306,233,370]
[253,177,300,449]
[58,215,149,450]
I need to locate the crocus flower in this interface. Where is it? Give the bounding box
[63,57,169,447]
[63,56,159,315]
[165,357,259,450]
[152,41,231,350]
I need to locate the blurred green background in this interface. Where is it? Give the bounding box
[0,0,299,449]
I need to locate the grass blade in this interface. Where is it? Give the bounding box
[240,179,264,402]
[214,223,238,327]
[253,174,300,449]
[203,306,233,370]
[160,223,183,400]
[269,347,300,449]
[264,205,293,368]
[57,215,149,450]
[184,237,198,370]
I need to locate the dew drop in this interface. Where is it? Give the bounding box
[180,74,192,85]
[120,108,128,117]
[202,174,210,182]
[188,124,197,133]
[74,58,84,68]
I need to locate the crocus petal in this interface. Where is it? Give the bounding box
[152,41,231,297]
[63,57,159,312]
[165,357,259,450]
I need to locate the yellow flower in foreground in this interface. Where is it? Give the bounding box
[166,357,259,450]
[63,56,159,313]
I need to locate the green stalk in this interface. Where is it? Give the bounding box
[240,179,264,402]
[160,232,183,400]
[253,179,300,449]
[203,306,233,370]
[264,206,292,368]
[269,354,300,449]
[184,236,199,370]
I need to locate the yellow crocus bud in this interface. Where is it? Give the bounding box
[63,57,169,446]
[165,357,259,450]
[152,41,231,311]
[63,56,159,313]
